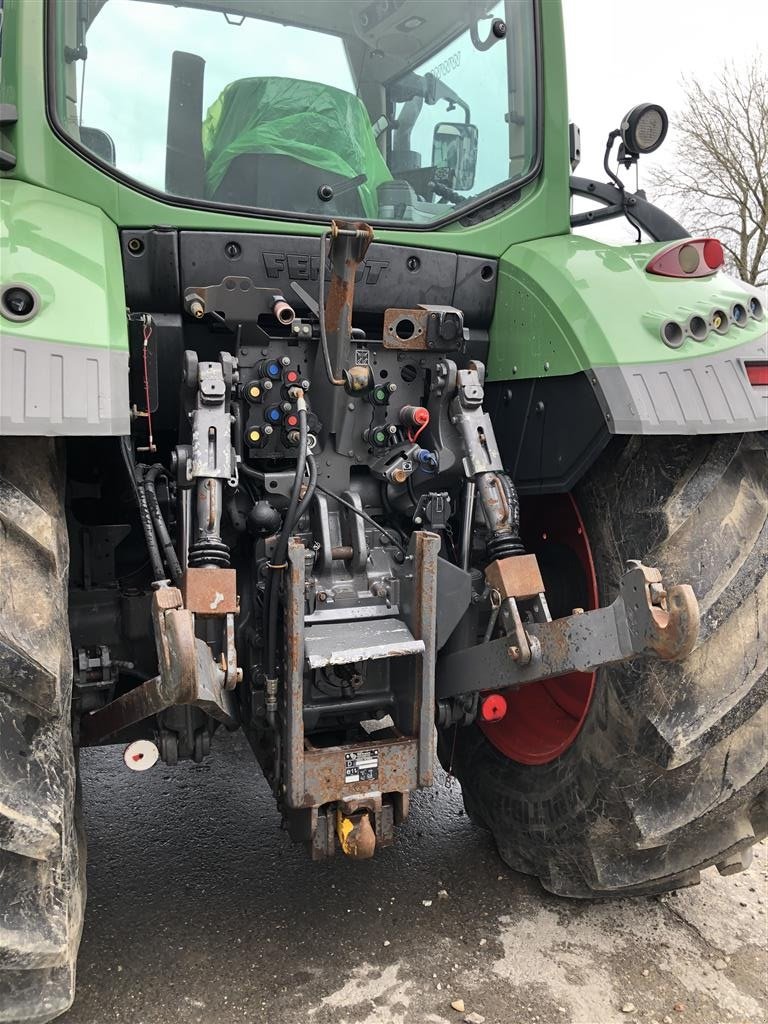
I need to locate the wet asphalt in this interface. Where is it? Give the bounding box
[59,730,767,1024]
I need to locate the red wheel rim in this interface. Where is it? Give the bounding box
[479,493,598,765]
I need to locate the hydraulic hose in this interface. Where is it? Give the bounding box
[144,465,183,587]
[120,438,165,583]
[238,460,263,480]
[293,451,317,525]
[265,399,308,681]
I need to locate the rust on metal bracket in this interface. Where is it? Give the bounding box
[646,584,699,660]
[300,737,418,809]
[80,585,236,744]
[437,562,700,701]
[410,530,440,787]
[325,219,374,337]
[182,566,238,615]
[626,563,699,662]
[282,531,439,861]
[382,307,430,349]
[485,554,544,601]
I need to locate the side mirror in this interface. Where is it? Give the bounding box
[79,126,116,165]
[431,122,478,192]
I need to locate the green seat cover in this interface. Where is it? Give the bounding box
[202,76,391,217]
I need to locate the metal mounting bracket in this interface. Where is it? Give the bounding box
[79,586,236,744]
[436,563,699,700]
[281,531,440,859]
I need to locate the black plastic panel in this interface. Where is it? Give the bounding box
[128,314,185,431]
[121,229,181,312]
[178,232,498,328]
[454,255,498,327]
[486,372,610,495]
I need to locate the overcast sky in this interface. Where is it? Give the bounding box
[563,0,768,240]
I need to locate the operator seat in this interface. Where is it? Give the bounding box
[215,155,365,217]
[203,77,391,219]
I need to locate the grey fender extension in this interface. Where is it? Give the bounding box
[0,334,131,435]
[590,333,768,435]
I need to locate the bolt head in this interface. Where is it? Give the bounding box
[508,645,520,661]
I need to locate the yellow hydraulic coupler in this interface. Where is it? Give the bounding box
[336,808,376,859]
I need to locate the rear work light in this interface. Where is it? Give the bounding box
[646,238,724,278]
[745,362,768,387]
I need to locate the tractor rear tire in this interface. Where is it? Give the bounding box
[0,439,85,1022]
[444,432,767,897]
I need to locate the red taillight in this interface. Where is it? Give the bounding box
[703,238,724,269]
[646,238,725,278]
[746,362,768,386]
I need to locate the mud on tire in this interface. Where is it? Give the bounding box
[0,439,84,1022]
[444,433,768,897]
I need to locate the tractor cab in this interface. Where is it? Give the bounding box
[50,0,537,224]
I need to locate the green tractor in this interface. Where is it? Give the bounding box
[1,1,766,1020]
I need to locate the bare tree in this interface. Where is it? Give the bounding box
[650,59,767,287]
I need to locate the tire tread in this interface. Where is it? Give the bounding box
[446,432,768,898]
[0,439,83,1024]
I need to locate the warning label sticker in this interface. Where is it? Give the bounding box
[344,748,379,784]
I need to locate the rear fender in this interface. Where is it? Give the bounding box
[488,233,767,436]
[0,181,130,435]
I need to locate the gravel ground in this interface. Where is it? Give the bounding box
[59,730,767,1024]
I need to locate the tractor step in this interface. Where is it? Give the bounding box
[304,618,424,669]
